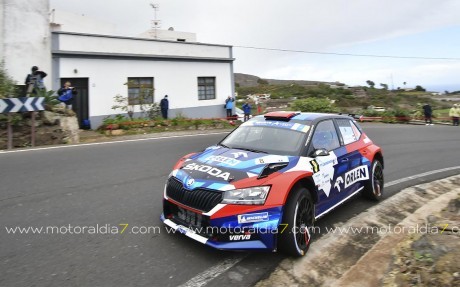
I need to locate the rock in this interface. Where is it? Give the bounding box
[426,214,438,224]
[108,129,124,136]
[25,119,42,127]
[59,116,80,144]
[447,198,460,213]
[41,111,59,125]
[453,272,460,279]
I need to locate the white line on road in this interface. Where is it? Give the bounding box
[386,166,460,187]
[0,132,229,154]
[178,256,245,287]
[177,165,460,287]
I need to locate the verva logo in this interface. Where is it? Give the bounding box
[229,234,251,241]
[183,163,231,181]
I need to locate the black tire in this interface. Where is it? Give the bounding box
[362,160,384,200]
[278,188,314,257]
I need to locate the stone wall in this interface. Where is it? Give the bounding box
[0,111,79,149]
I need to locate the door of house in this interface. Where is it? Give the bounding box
[60,78,89,129]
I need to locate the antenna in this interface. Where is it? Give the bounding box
[150,3,161,39]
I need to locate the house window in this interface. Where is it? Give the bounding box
[198,77,216,100]
[127,77,154,105]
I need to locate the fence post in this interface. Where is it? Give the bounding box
[7,113,13,150]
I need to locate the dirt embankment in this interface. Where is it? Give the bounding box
[256,175,460,287]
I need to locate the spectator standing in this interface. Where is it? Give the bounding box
[57,81,77,110]
[160,95,169,119]
[242,101,251,122]
[25,66,47,95]
[422,104,433,125]
[225,96,234,119]
[449,104,460,126]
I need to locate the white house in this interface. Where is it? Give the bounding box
[1,0,235,129]
[52,31,235,128]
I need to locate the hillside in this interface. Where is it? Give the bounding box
[234,73,453,114]
[235,73,335,88]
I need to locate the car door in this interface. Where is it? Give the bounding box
[334,118,368,197]
[307,120,348,217]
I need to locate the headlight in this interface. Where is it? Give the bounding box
[222,186,271,205]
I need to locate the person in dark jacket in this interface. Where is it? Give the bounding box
[25,66,47,95]
[422,104,433,125]
[160,95,169,119]
[242,101,251,122]
[57,81,77,110]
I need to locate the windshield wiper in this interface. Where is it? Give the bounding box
[219,143,230,148]
[235,147,268,154]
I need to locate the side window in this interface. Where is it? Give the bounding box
[311,120,340,151]
[336,119,361,145]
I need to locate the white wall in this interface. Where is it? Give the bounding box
[57,58,233,117]
[55,32,231,59]
[1,0,51,88]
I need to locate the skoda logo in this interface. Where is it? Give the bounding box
[186,178,195,188]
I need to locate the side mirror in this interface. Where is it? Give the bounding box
[311,149,330,157]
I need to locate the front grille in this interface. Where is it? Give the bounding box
[166,177,223,212]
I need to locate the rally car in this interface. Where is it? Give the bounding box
[160,112,384,256]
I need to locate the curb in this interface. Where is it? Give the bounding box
[255,175,460,287]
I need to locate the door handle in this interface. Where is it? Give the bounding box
[340,158,349,162]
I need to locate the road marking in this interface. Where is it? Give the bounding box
[178,256,245,287]
[0,132,229,154]
[385,166,460,187]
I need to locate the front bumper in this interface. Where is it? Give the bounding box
[161,200,283,251]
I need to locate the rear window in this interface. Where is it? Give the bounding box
[336,119,362,145]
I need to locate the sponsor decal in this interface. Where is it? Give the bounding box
[229,234,251,241]
[310,153,338,197]
[310,159,320,173]
[176,226,188,234]
[344,165,369,188]
[255,155,289,165]
[183,163,231,181]
[186,177,195,188]
[334,176,344,192]
[252,121,295,128]
[231,152,248,159]
[237,212,269,224]
[206,155,241,167]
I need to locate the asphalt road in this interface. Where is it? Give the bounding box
[1,123,459,287]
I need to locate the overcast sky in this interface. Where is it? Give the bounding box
[50,0,460,92]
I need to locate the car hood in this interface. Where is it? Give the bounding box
[171,145,298,190]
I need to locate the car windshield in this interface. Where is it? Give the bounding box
[220,125,308,156]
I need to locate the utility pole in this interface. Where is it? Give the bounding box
[150,3,161,39]
[390,74,394,91]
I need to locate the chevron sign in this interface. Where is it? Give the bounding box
[0,97,45,113]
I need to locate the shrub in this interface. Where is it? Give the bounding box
[291,98,338,113]
[0,62,19,98]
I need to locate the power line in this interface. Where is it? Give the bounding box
[233,45,460,61]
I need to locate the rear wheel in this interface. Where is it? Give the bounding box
[278,188,314,257]
[363,160,384,200]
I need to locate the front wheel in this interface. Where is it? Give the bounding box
[278,188,314,257]
[363,160,384,200]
